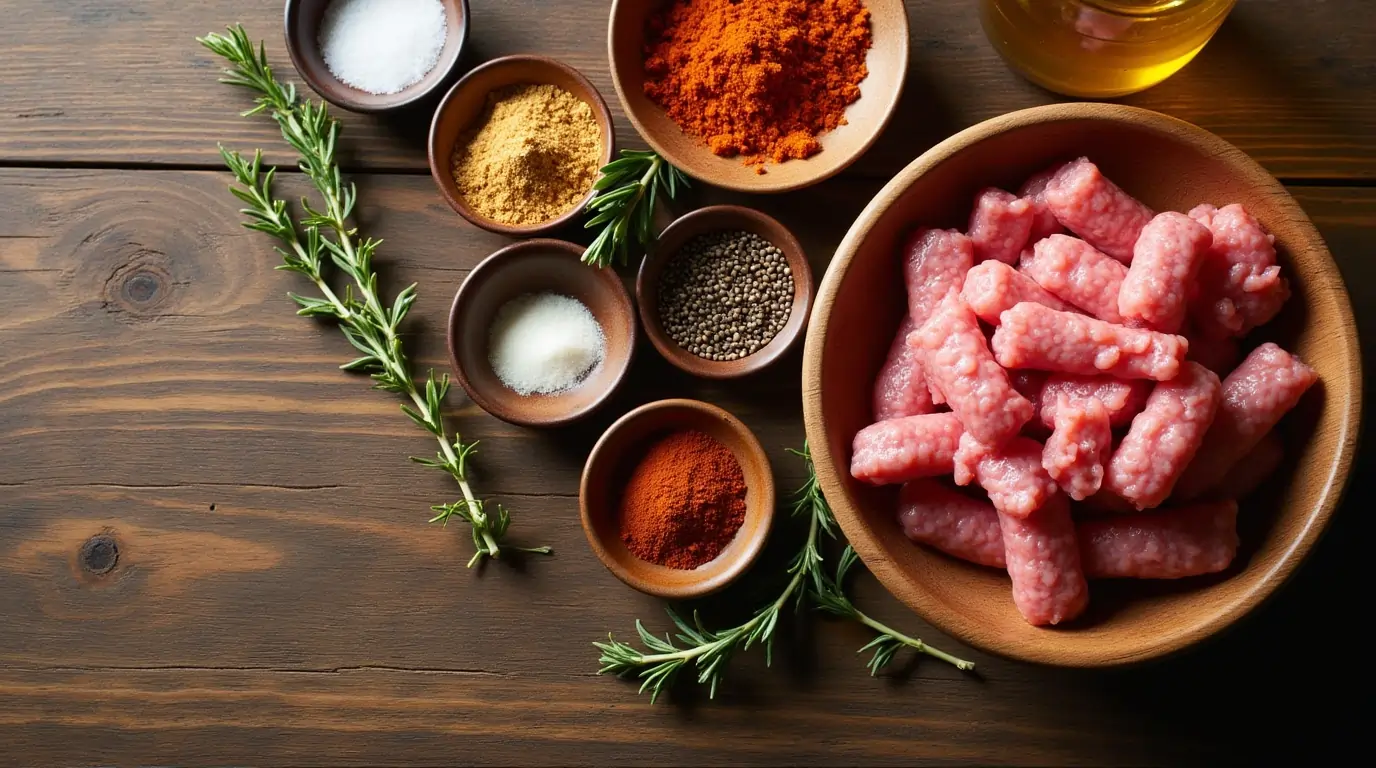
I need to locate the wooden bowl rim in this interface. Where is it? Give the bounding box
[636,205,815,379]
[579,398,776,599]
[426,54,616,237]
[283,0,471,114]
[446,238,636,428]
[801,101,1363,666]
[604,0,910,194]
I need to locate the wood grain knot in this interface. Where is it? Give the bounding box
[102,260,172,319]
[78,534,119,575]
[122,270,162,304]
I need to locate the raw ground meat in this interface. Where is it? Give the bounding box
[1043,394,1112,500]
[953,434,1057,518]
[913,291,1033,446]
[1043,157,1154,264]
[872,316,937,421]
[1019,165,1067,242]
[1000,494,1089,626]
[1119,212,1213,333]
[904,228,975,327]
[968,187,1035,264]
[1079,500,1239,579]
[1020,234,1128,323]
[898,479,1007,568]
[1104,362,1222,510]
[1037,374,1153,428]
[1188,203,1290,338]
[962,260,1072,325]
[1173,343,1317,500]
[992,302,1188,381]
[1211,431,1284,501]
[851,413,964,486]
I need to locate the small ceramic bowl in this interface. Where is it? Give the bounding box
[428,55,616,237]
[637,206,815,379]
[606,0,909,193]
[284,0,470,113]
[447,239,635,428]
[580,399,776,599]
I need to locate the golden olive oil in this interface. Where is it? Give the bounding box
[980,0,1238,98]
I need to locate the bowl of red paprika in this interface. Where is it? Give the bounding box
[580,399,776,599]
[607,0,910,193]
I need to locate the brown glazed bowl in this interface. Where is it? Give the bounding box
[606,0,909,193]
[637,206,815,379]
[580,399,776,599]
[447,239,635,428]
[428,55,616,237]
[284,0,469,113]
[802,103,1361,666]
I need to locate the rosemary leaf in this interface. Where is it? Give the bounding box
[581,149,690,268]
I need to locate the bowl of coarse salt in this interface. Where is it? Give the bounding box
[284,0,469,113]
[447,239,637,428]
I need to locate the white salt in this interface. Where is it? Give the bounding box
[318,0,448,96]
[488,293,606,396]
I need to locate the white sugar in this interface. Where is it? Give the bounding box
[319,0,448,96]
[488,293,606,396]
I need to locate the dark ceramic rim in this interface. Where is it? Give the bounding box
[636,205,815,379]
[578,398,776,599]
[446,239,636,428]
[282,0,471,114]
[427,55,617,237]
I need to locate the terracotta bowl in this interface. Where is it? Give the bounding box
[606,0,909,193]
[802,103,1361,666]
[637,206,815,379]
[428,55,616,237]
[580,399,776,599]
[284,0,469,113]
[447,239,635,428]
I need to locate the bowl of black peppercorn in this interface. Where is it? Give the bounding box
[637,205,815,379]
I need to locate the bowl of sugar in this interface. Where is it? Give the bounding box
[284,0,470,113]
[447,239,637,428]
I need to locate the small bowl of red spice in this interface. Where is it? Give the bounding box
[607,0,909,193]
[580,398,776,599]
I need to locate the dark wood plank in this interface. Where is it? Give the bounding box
[1,0,1373,180]
[0,169,1370,764]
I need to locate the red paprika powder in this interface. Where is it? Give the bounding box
[618,429,747,569]
[642,0,873,169]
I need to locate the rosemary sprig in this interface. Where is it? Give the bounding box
[594,462,823,703]
[197,25,550,566]
[814,546,976,675]
[581,149,689,268]
[594,444,972,701]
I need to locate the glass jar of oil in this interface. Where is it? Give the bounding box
[980,0,1238,98]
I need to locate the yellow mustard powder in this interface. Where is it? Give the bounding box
[450,83,602,226]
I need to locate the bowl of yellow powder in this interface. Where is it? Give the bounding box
[428,55,614,236]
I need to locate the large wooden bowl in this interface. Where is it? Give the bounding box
[801,103,1361,667]
[606,0,909,194]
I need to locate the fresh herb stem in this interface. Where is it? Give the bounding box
[594,443,972,700]
[582,149,689,268]
[197,25,550,566]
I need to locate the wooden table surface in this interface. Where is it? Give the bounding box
[1,1,1371,765]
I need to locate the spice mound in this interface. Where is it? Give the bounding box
[658,230,795,361]
[642,0,872,167]
[452,84,602,226]
[319,0,448,96]
[488,293,605,395]
[618,430,747,570]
